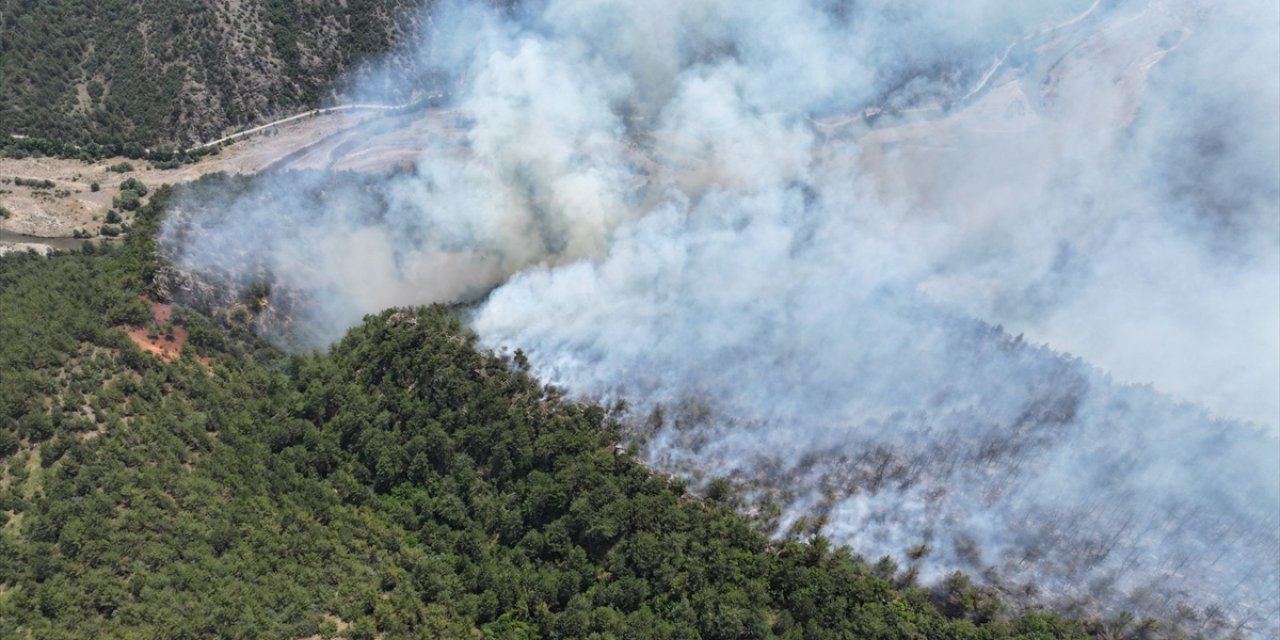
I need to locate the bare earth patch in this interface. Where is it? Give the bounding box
[123,301,210,367]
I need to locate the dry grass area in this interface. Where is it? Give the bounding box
[0,105,459,245]
[0,108,400,241]
[0,157,118,236]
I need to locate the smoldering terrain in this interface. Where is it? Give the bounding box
[161,0,1280,635]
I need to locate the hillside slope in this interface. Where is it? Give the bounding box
[0,0,423,148]
[0,194,1116,639]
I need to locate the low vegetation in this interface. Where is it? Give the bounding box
[12,177,56,189]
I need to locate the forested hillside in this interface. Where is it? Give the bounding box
[0,192,1127,638]
[0,0,421,149]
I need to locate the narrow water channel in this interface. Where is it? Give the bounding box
[0,229,111,252]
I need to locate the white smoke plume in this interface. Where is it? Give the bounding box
[162,0,1280,634]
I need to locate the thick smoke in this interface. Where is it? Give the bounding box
[163,0,1280,634]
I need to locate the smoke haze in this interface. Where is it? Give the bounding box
[162,0,1280,634]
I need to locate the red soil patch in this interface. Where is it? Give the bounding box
[126,326,187,361]
[124,302,209,366]
[153,303,173,324]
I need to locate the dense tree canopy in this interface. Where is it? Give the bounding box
[0,193,1138,638]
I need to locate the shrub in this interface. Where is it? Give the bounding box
[119,177,147,196]
[0,429,18,458]
[113,190,140,211]
[14,177,56,189]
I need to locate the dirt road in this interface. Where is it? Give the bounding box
[0,102,446,244]
[185,98,444,151]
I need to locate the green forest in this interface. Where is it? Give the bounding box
[0,190,1143,638]
[0,0,420,150]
